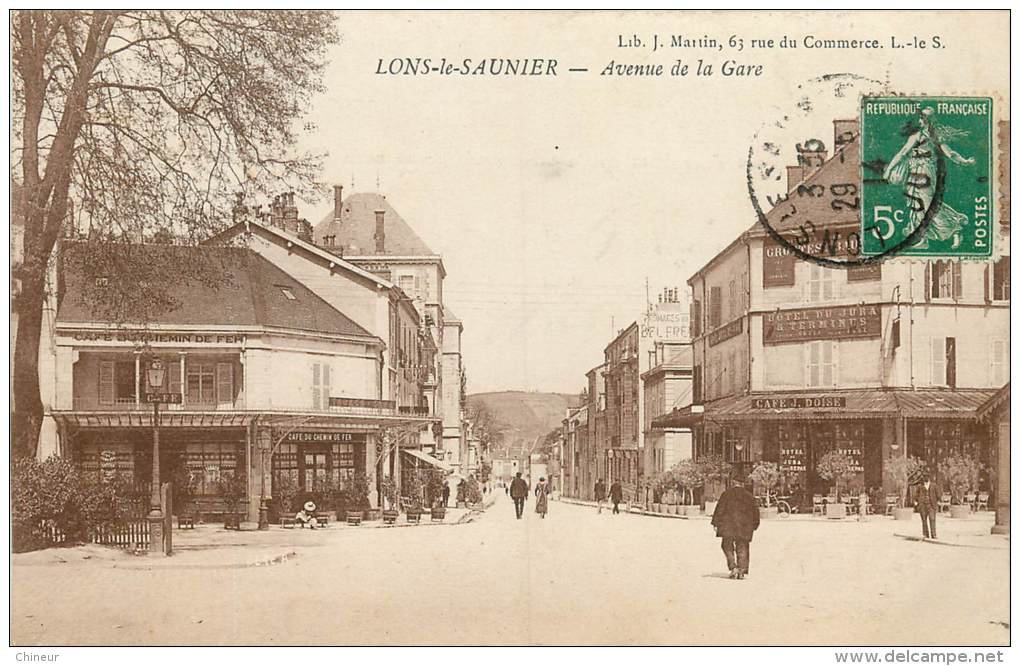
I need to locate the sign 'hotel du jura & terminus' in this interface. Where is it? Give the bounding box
[762,304,881,345]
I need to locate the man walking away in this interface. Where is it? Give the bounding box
[609,480,623,515]
[914,474,939,539]
[594,478,607,514]
[509,472,529,519]
[442,480,451,508]
[711,477,761,579]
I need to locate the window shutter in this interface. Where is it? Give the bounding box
[984,264,991,303]
[931,338,945,386]
[709,287,722,328]
[692,301,701,337]
[923,262,931,302]
[99,361,115,405]
[216,363,233,406]
[312,363,321,409]
[945,338,956,388]
[952,261,962,300]
[823,341,835,386]
[323,363,331,397]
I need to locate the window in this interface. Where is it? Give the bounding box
[691,300,702,337]
[398,275,414,295]
[806,341,837,388]
[728,279,737,318]
[99,360,136,405]
[183,441,241,495]
[805,263,837,302]
[930,337,957,387]
[187,363,216,404]
[927,260,961,300]
[992,258,1010,301]
[991,339,1007,386]
[312,361,331,410]
[709,286,723,328]
[279,286,296,301]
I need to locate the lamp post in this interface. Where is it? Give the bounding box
[146,358,166,555]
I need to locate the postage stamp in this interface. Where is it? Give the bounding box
[860,96,993,258]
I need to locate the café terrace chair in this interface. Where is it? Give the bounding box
[885,495,899,515]
[938,493,952,513]
[964,491,978,510]
[976,492,990,512]
[812,495,825,516]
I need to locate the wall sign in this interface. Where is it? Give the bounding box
[763,305,881,345]
[283,431,365,443]
[751,396,847,410]
[708,317,743,347]
[763,236,796,288]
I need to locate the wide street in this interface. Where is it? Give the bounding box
[11,494,1009,646]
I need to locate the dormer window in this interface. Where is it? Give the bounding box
[279,286,296,300]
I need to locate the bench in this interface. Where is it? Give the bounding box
[346,512,363,526]
[431,509,446,522]
[178,516,195,529]
[224,515,241,530]
[281,517,297,529]
[406,511,422,524]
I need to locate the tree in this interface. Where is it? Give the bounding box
[11,11,339,458]
[748,461,781,507]
[816,451,856,501]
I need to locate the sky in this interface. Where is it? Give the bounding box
[295,10,1008,394]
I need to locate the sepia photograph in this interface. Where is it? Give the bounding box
[7,8,1012,656]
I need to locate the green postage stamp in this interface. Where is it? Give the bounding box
[860,96,993,258]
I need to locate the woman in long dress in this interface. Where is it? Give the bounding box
[535,477,549,519]
[882,107,975,249]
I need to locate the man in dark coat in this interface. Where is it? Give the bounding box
[594,479,607,514]
[509,472,529,519]
[913,474,940,539]
[711,478,761,579]
[609,480,623,514]
[441,480,451,508]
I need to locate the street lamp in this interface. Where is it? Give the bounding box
[146,358,166,555]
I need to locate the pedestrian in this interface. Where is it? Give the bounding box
[295,501,320,530]
[594,478,607,514]
[442,480,451,508]
[509,472,529,519]
[609,480,623,514]
[913,473,940,540]
[534,477,550,519]
[711,477,760,579]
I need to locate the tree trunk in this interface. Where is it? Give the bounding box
[13,274,46,460]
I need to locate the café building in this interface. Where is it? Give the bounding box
[42,243,437,520]
[679,118,1008,504]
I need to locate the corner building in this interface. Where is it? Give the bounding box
[688,118,1009,505]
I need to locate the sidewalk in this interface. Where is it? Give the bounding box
[13,505,480,571]
[555,495,1005,545]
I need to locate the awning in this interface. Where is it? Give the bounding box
[699,389,997,422]
[651,405,702,429]
[402,448,454,472]
[51,411,258,428]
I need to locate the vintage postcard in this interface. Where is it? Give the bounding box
[7,9,1011,655]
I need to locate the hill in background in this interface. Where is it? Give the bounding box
[466,391,582,458]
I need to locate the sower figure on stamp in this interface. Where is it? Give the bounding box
[509,472,529,520]
[913,474,940,540]
[711,477,760,579]
[594,478,607,514]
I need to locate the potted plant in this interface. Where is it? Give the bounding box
[674,461,705,516]
[271,474,299,524]
[699,453,731,517]
[405,480,424,524]
[380,476,400,524]
[749,461,782,519]
[938,454,981,519]
[217,471,246,529]
[817,451,855,519]
[650,476,663,514]
[886,455,924,521]
[465,477,483,509]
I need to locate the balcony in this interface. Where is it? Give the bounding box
[72,396,245,412]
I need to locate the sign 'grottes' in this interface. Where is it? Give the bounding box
[763,304,881,344]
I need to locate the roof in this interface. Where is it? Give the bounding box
[697,388,997,422]
[651,404,703,429]
[443,305,462,324]
[314,192,437,257]
[207,218,392,289]
[57,243,378,340]
[977,383,1010,420]
[688,133,859,283]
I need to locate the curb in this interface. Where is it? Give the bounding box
[110,550,299,571]
[893,534,1008,551]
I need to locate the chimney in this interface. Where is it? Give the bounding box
[333,185,343,221]
[787,166,805,193]
[833,119,860,151]
[373,209,386,253]
[796,139,828,178]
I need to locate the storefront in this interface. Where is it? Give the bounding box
[696,389,995,509]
